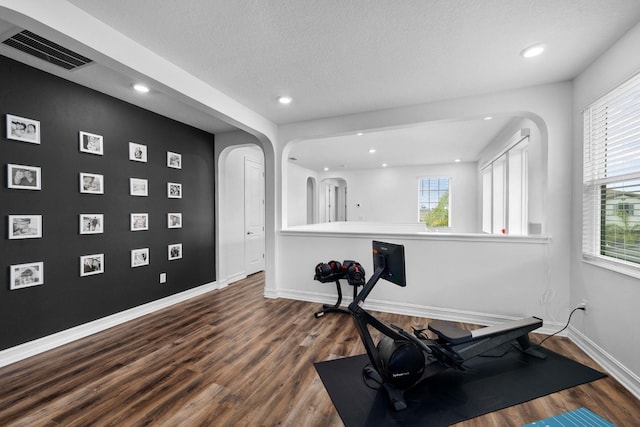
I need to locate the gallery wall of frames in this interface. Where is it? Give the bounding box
[0,55,215,351]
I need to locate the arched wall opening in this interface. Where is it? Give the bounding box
[281,114,548,235]
[306,177,316,224]
[216,142,266,286]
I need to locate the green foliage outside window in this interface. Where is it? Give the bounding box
[420,191,449,227]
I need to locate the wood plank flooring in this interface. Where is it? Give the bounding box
[0,272,637,426]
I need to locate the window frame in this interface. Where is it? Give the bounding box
[417,176,451,228]
[481,130,530,235]
[582,70,640,277]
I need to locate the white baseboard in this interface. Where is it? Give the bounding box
[569,326,640,400]
[0,281,219,369]
[276,288,564,335]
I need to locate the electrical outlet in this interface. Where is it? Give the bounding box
[160,273,167,284]
[577,299,587,311]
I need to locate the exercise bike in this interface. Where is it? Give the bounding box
[348,240,545,411]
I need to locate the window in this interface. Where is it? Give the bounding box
[481,130,529,235]
[583,71,640,270]
[418,177,449,227]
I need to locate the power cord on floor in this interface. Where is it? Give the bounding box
[537,306,585,348]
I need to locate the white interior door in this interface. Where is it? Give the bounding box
[244,158,265,275]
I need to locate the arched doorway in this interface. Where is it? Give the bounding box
[306,176,316,224]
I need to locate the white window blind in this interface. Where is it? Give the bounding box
[583,71,640,269]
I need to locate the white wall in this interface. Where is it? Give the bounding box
[571,22,640,394]
[316,162,478,232]
[279,231,552,328]
[287,161,318,227]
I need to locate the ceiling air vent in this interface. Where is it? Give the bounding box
[2,29,93,70]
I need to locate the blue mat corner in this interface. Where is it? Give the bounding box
[522,407,615,427]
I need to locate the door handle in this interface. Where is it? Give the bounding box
[247,231,254,235]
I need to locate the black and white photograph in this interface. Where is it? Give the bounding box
[10,261,44,290]
[79,131,104,155]
[80,254,104,277]
[131,248,149,267]
[7,164,41,190]
[168,243,182,260]
[130,178,148,196]
[129,142,147,162]
[79,214,104,234]
[167,213,182,228]
[130,213,149,231]
[6,114,40,144]
[167,151,182,169]
[80,172,104,194]
[8,215,42,239]
[167,182,182,198]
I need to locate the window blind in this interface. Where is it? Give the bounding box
[583,71,640,267]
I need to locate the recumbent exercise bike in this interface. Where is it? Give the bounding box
[345,240,545,411]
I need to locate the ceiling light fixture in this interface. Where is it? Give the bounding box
[357,132,364,136]
[369,148,376,153]
[520,44,545,58]
[484,116,493,121]
[455,159,462,163]
[323,167,329,171]
[381,163,388,167]
[133,83,149,93]
[278,96,292,105]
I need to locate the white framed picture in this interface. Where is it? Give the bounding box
[168,243,182,260]
[168,182,182,198]
[167,213,182,229]
[129,142,147,162]
[8,215,42,239]
[7,164,41,190]
[130,213,149,231]
[79,131,104,155]
[80,172,104,194]
[10,261,44,290]
[79,214,104,234]
[80,254,104,277]
[167,151,182,169]
[130,178,148,196]
[131,248,149,267]
[6,114,40,144]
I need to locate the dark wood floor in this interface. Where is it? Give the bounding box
[0,272,637,426]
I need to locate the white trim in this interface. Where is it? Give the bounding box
[569,326,640,400]
[275,288,563,336]
[280,228,551,244]
[582,256,640,280]
[225,271,248,285]
[0,281,219,369]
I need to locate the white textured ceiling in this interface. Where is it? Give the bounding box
[65,0,640,124]
[2,1,640,169]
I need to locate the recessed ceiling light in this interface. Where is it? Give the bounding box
[381,163,388,167]
[278,96,292,105]
[369,148,376,154]
[133,83,149,93]
[521,44,545,58]
[484,116,493,121]
[357,132,364,136]
[455,159,462,163]
[323,167,329,171]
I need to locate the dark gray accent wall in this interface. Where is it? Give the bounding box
[0,55,215,351]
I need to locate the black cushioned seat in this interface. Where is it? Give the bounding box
[428,320,473,344]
